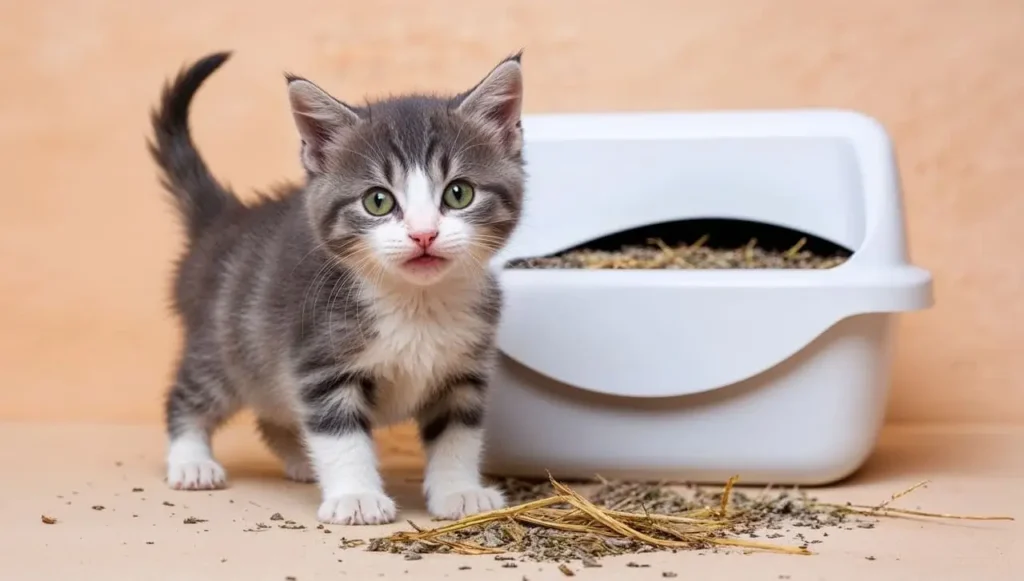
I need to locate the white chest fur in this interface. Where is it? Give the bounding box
[355,280,489,426]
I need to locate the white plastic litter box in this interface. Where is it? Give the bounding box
[482,109,934,486]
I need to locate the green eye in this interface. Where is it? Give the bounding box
[362,188,395,216]
[442,181,475,210]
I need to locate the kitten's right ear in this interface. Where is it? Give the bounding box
[286,75,361,174]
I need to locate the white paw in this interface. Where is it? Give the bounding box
[167,460,227,490]
[317,492,397,525]
[284,460,317,483]
[427,486,506,520]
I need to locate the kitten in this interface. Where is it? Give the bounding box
[148,51,526,525]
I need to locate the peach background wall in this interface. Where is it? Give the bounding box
[1,0,1021,425]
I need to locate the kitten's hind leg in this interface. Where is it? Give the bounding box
[257,418,316,483]
[417,371,506,520]
[164,362,235,490]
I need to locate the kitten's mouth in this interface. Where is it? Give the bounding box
[403,254,448,269]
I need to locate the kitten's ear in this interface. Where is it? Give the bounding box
[456,52,524,150]
[286,76,361,174]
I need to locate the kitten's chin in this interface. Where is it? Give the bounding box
[394,255,454,286]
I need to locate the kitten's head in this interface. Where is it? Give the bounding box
[287,54,525,286]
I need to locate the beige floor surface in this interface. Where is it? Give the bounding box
[3,421,1020,580]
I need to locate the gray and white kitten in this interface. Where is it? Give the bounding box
[148,51,525,525]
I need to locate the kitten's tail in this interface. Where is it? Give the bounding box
[148,51,241,240]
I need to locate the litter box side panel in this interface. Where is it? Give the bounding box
[494,270,928,399]
[482,314,895,486]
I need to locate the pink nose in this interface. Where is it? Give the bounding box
[408,230,438,249]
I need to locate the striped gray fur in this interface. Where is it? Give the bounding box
[149,51,526,524]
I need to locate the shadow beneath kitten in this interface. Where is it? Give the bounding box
[384,469,429,512]
[217,460,429,512]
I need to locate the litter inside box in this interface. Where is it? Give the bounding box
[504,219,852,270]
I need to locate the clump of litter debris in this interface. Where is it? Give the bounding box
[366,476,1011,564]
[504,237,849,270]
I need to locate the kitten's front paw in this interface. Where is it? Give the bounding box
[317,492,397,525]
[167,460,227,490]
[284,460,317,484]
[427,486,506,520]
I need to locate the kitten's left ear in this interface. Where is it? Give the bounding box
[456,52,524,150]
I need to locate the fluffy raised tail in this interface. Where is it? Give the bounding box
[148,51,241,239]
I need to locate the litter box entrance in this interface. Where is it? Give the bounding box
[504,218,853,270]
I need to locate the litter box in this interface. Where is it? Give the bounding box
[481,109,933,486]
